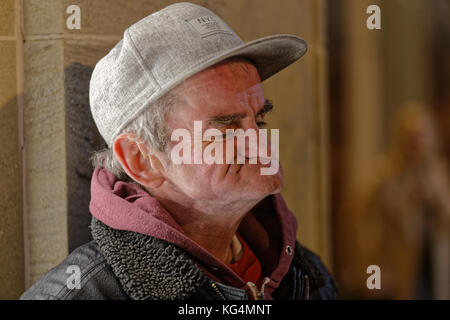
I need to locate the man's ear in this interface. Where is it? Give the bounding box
[113,133,165,188]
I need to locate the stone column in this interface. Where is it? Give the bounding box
[0,0,24,299]
[22,0,68,286]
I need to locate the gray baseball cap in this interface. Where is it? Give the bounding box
[90,2,308,147]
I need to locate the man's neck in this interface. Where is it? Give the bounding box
[155,196,258,264]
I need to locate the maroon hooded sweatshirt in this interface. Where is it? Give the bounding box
[89,167,298,299]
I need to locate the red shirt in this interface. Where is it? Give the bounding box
[228,233,263,286]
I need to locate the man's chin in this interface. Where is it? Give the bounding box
[269,178,283,195]
[247,174,284,199]
[269,183,283,195]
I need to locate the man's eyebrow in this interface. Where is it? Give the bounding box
[256,99,274,116]
[207,113,247,126]
[207,99,274,126]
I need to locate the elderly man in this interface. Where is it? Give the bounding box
[21,2,336,300]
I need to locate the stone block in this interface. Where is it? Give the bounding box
[23,0,63,35]
[63,39,117,67]
[0,0,15,36]
[0,41,17,103]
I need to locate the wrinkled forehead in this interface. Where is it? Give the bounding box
[172,57,264,111]
[179,57,260,90]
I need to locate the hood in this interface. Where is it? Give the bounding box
[89,167,298,299]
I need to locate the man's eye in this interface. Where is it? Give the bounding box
[257,121,267,128]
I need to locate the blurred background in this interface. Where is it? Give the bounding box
[0,0,449,299]
[328,0,450,299]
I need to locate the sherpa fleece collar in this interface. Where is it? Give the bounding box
[90,216,326,300]
[90,217,210,300]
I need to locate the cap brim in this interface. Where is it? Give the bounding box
[160,34,308,95]
[221,34,308,81]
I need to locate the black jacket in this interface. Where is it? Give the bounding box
[20,218,337,300]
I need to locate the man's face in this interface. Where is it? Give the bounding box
[161,58,283,205]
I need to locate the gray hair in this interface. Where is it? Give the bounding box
[90,91,178,182]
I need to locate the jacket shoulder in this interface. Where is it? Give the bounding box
[20,240,128,300]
